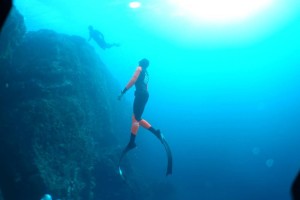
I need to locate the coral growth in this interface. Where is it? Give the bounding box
[0,7,144,200]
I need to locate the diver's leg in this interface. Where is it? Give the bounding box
[105,43,120,48]
[127,131,137,149]
[139,120,162,140]
[134,93,162,139]
[119,116,138,168]
[133,93,148,120]
[125,95,145,149]
[139,119,172,176]
[94,39,106,50]
[112,43,120,47]
[127,115,139,149]
[134,94,172,175]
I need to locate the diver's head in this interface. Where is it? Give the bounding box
[88,25,93,31]
[139,58,149,69]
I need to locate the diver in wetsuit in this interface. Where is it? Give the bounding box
[118,58,172,177]
[88,25,119,50]
[118,58,161,146]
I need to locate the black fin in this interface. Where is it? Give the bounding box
[118,143,136,179]
[162,137,173,176]
[152,130,173,176]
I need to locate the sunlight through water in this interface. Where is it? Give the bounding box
[168,0,274,25]
[129,1,141,9]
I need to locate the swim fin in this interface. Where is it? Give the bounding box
[161,137,173,176]
[118,141,136,179]
[118,131,173,178]
[153,130,173,176]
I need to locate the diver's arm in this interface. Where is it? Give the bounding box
[125,67,141,90]
[118,67,141,100]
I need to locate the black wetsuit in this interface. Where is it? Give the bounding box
[119,62,172,177]
[89,30,106,49]
[133,68,149,121]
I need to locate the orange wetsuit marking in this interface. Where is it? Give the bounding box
[131,115,152,135]
[139,119,151,129]
[131,115,139,135]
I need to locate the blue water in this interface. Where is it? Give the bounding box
[13,0,300,199]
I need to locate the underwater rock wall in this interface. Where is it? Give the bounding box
[0,5,25,63]
[0,7,144,200]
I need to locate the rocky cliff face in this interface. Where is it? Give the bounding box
[0,8,144,200]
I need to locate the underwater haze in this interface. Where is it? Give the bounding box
[11,0,300,199]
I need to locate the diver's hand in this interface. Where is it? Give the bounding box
[118,88,127,101]
[118,92,124,101]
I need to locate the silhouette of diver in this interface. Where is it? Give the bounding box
[118,58,172,178]
[88,25,119,50]
[292,171,300,200]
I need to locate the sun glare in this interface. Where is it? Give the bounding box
[169,0,273,25]
[129,1,141,9]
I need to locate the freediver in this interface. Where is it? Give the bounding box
[88,25,119,50]
[118,58,172,176]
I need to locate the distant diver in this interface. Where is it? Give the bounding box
[118,58,172,178]
[88,25,120,50]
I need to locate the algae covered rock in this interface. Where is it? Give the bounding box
[0,6,25,61]
[0,8,142,200]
